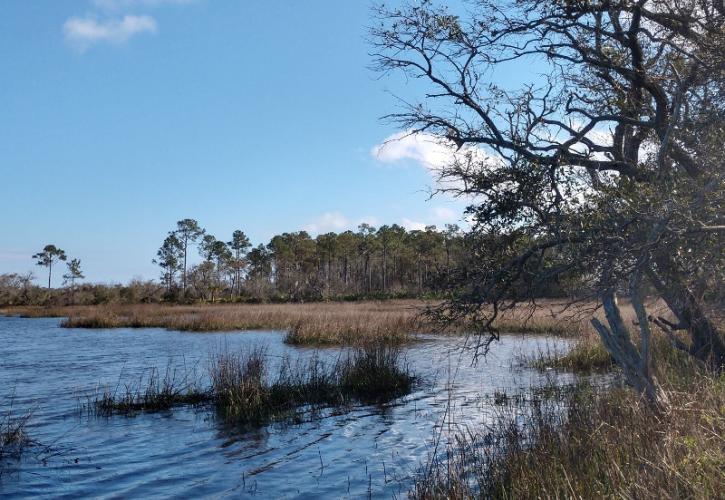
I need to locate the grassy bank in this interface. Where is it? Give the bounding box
[95,344,414,425]
[413,345,724,499]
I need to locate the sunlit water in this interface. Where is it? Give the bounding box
[1,316,589,498]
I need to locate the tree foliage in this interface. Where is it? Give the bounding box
[372,0,725,401]
[32,244,67,289]
[150,222,488,302]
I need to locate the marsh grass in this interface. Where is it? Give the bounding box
[94,344,414,425]
[1,299,598,345]
[339,343,414,401]
[210,344,414,425]
[12,301,425,345]
[517,299,682,373]
[412,363,725,499]
[527,336,615,372]
[93,364,208,415]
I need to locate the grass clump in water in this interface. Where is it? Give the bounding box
[529,338,614,372]
[0,404,32,471]
[210,344,414,425]
[209,347,274,424]
[94,365,209,415]
[94,344,414,425]
[338,343,414,402]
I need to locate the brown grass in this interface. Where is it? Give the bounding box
[412,303,724,500]
[413,370,725,499]
[522,299,685,372]
[0,299,585,343]
[1,298,668,346]
[4,301,428,345]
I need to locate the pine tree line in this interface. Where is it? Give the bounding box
[155,219,467,302]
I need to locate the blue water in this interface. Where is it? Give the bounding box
[0,316,584,498]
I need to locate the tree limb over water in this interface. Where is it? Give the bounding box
[372,0,725,404]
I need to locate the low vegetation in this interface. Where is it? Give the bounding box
[95,344,414,425]
[412,344,724,499]
[93,365,208,415]
[527,335,614,373]
[2,299,604,345]
[5,301,426,345]
[211,344,413,424]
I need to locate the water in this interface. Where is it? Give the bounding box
[0,316,586,498]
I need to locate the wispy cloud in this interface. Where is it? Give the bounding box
[64,0,194,51]
[430,206,457,223]
[0,250,32,262]
[64,15,158,51]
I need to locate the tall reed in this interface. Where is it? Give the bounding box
[0,403,31,468]
[412,366,724,499]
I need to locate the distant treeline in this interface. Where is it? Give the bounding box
[0,218,580,306]
[152,219,471,302]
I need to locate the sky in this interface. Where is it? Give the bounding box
[0,0,477,285]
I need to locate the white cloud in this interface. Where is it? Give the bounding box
[401,218,427,231]
[371,131,500,196]
[302,213,380,236]
[64,15,158,50]
[303,212,350,234]
[303,210,465,236]
[372,131,457,172]
[399,206,466,232]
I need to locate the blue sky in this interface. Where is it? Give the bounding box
[0,0,472,284]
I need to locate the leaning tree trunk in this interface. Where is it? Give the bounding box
[591,291,663,405]
[647,263,725,371]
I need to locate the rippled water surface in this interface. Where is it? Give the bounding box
[1,316,584,498]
